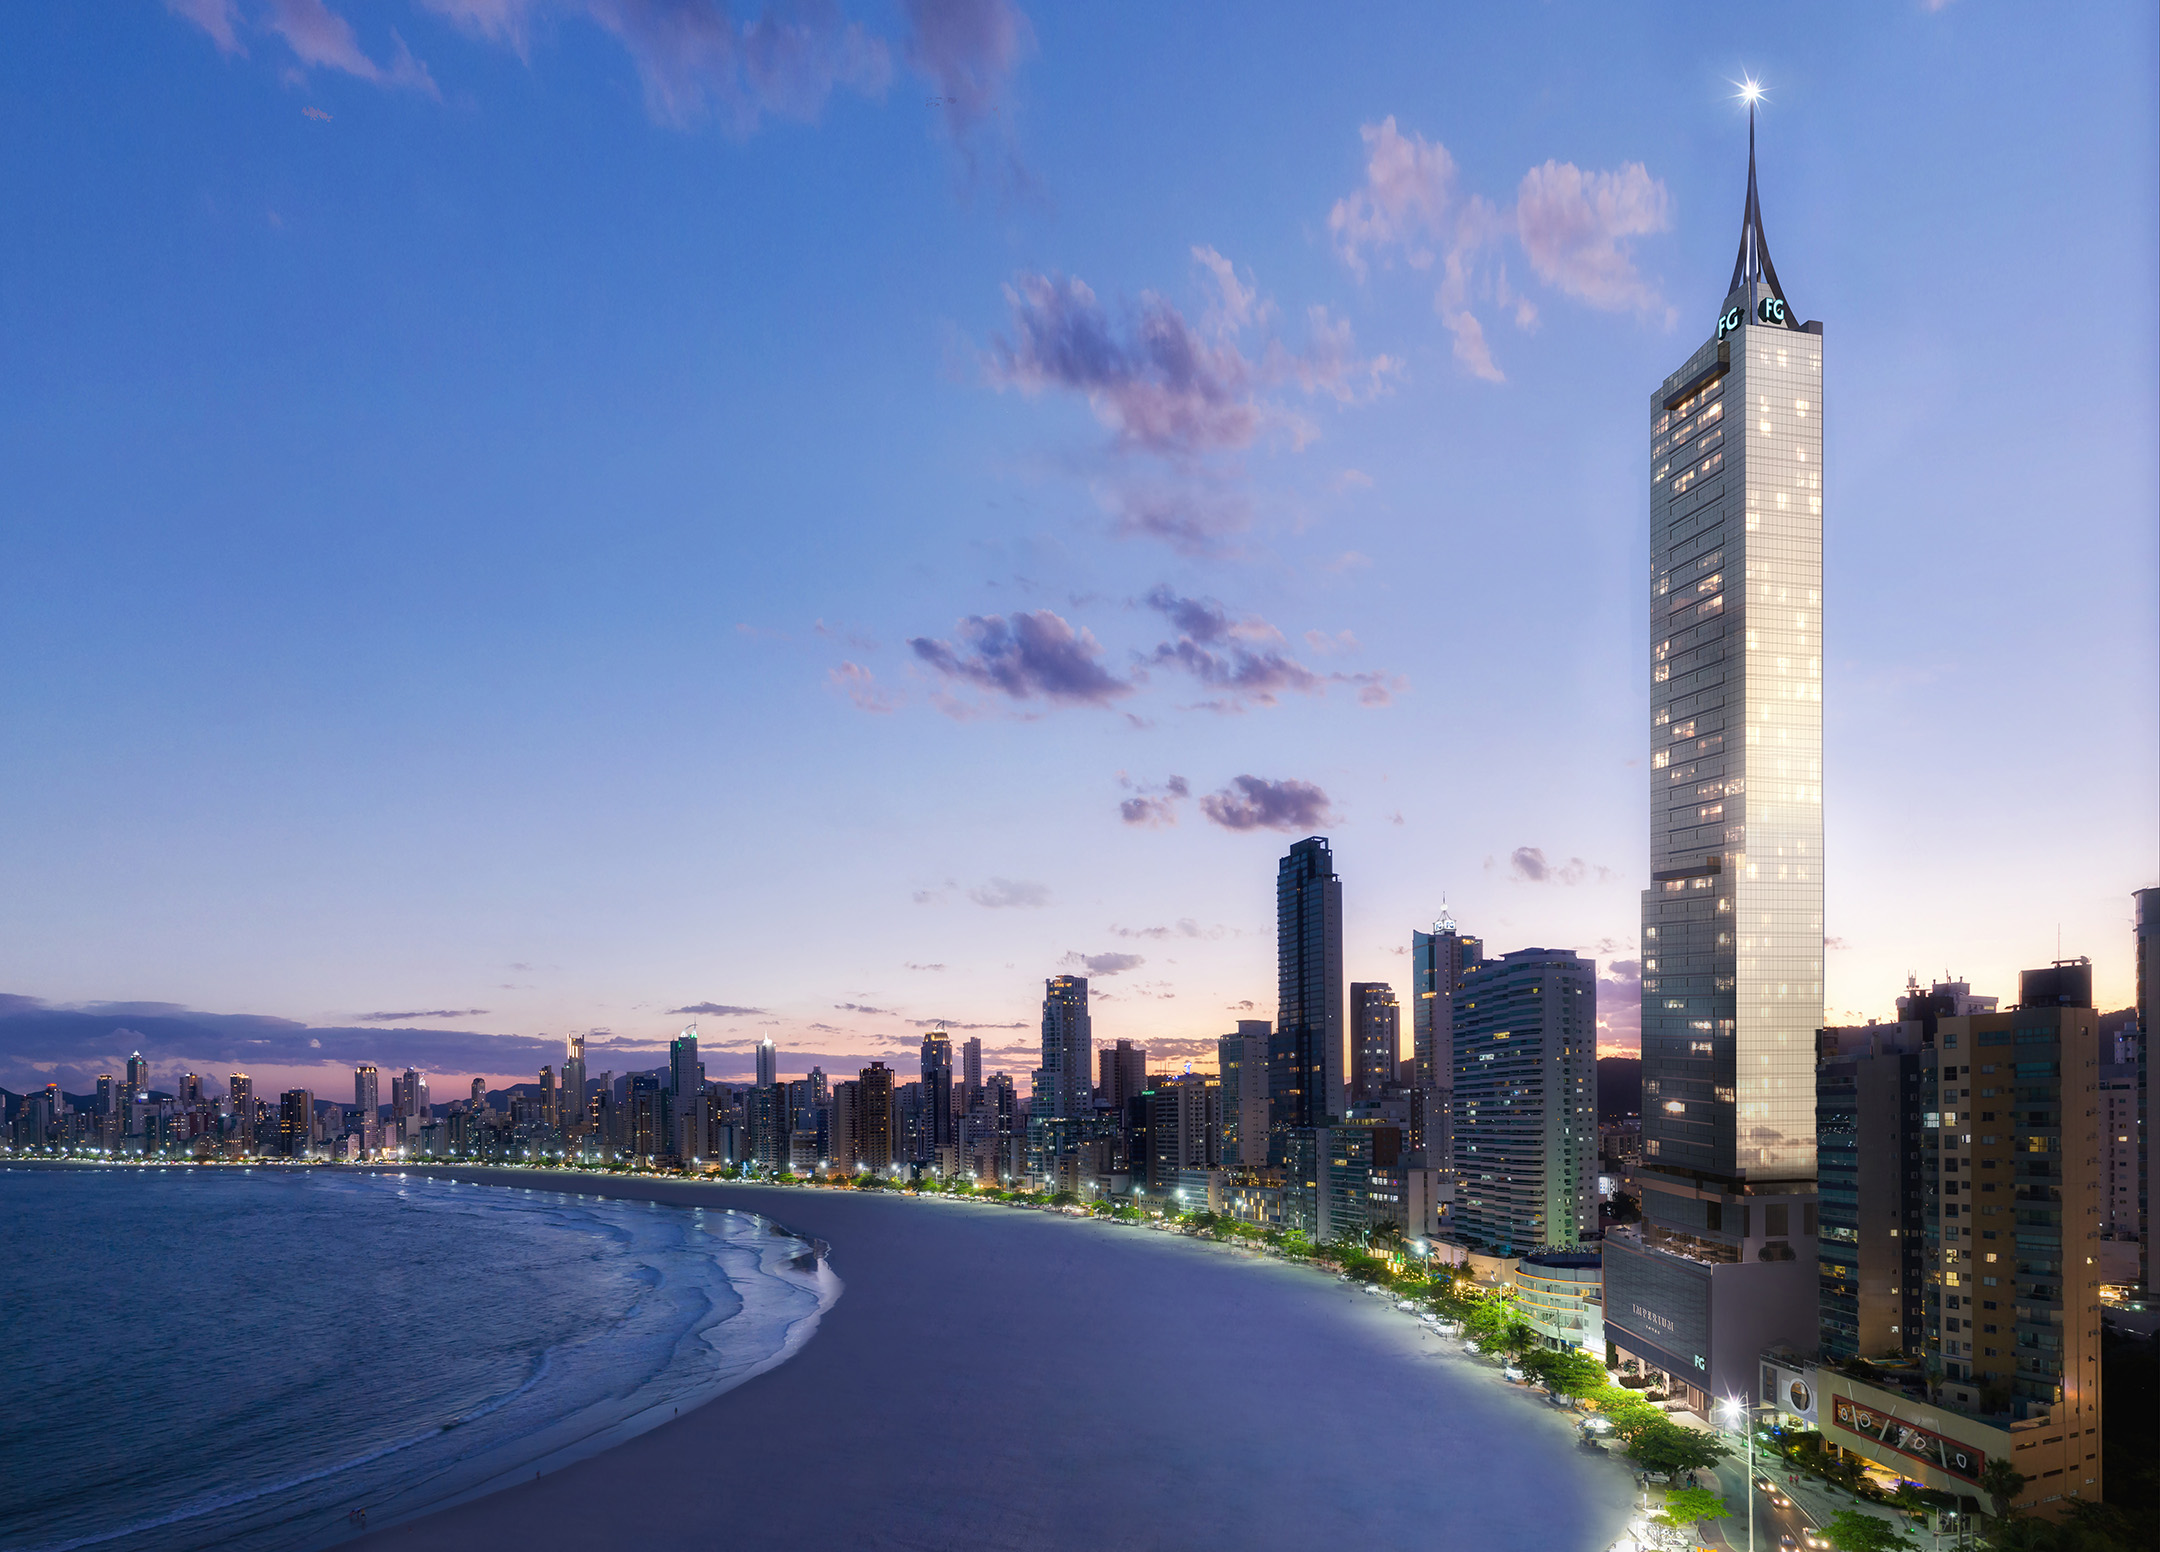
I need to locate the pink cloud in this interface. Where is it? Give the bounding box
[167,0,245,54]
[1330,117,1674,379]
[262,0,439,94]
[1515,159,1673,313]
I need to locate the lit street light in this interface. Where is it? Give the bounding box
[1720,1394,1754,1552]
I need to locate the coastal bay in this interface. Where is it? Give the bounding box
[360,1170,1637,1552]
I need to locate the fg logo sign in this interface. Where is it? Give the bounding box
[1716,305,1743,341]
[1757,296,1787,325]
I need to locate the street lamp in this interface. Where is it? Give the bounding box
[1721,1394,1754,1552]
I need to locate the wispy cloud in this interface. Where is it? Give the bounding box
[172,0,439,92]
[669,1002,767,1017]
[1061,951,1144,976]
[904,0,1032,188]
[1110,918,1225,941]
[829,660,899,713]
[1199,776,1332,833]
[910,610,1131,710]
[1117,772,1188,827]
[356,1008,487,1022]
[968,877,1050,909]
[1331,115,1673,380]
[834,1001,897,1016]
[1136,587,1398,712]
[1507,846,1613,885]
[983,249,1396,555]
[182,0,1033,155]
[1515,160,1674,314]
[167,0,244,53]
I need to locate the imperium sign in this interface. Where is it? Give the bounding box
[1630,1303,1677,1336]
[1830,1397,1985,1484]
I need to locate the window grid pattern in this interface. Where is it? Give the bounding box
[1640,318,1823,1185]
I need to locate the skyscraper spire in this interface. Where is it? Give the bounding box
[1728,98,1789,305]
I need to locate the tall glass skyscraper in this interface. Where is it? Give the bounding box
[1271,836,1344,1146]
[1605,109,1826,1411]
[1639,110,1824,1189]
[1411,914,1482,1090]
[920,1027,954,1161]
[1029,974,1092,1177]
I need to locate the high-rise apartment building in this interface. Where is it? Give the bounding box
[670,1029,707,1161]
[278,1089,314,1157]
[355,1065,381,1153]
[1098,1039,1148,1116]
[126,1051,148,1102]
[228,1073,252,1148]
[2099,1036,2140,1246]
[859,1062,894,1172]
[920,1028,954,1163]
[563,1035,587,1137]
[393,1069,429,1144]
[1805,965,2105,1520]
[539,1064,557,1130]
[2138,887,2156,1284]
[1217,1021,1271,1169]
[1029,975,1092,1177]
[1412,914,1481,1091]
[1272,837,1344,1147]
[1606,112,1825,1407]
[756,1036,778,1090]
[1449,948,1597,1256]
[626,1074,662,1156]
[962,1036,982,1092]
[1349,982,1401,1103]
[830,1079,861,1171]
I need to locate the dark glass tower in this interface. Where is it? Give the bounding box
[1411,914,1482,1090]
[1271,836,1344,1146]
[920,1027,954,1161]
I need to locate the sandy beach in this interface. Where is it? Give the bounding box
[356,1169,1637,1552]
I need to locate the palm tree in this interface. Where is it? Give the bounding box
[1978,1457,2026,1523]
[1365,1219,1405,1255]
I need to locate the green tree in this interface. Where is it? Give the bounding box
[1650,1485,1731,1544]
[1821,1509,1919,1552]
[1534,1350,1610,1399]
[1979,1458,2027,1522]
[1463,1292,1536,1357]
[1623,1416,1732,1482]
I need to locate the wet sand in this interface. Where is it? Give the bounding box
[356,1169,1636,1552]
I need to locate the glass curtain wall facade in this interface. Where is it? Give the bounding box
[1029,975,1092,1177]
[1271,836,1344,1152]
[1640,120,1823,1193]
[1412,918,1482,1090]
[1349,982,1401,1102]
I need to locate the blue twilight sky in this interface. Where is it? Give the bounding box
[1,1,2154,1096]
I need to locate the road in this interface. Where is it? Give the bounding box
[1697,1457,1820,1552]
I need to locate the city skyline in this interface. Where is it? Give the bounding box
[1,6,2155,1102]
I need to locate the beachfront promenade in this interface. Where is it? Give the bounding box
[354,1168,1636,1552]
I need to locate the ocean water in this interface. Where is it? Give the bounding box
[0,1167,837,1552]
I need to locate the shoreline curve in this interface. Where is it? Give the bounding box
[353,1166,1638,1552]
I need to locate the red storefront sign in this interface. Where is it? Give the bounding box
[1829,1397,1985,1484]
